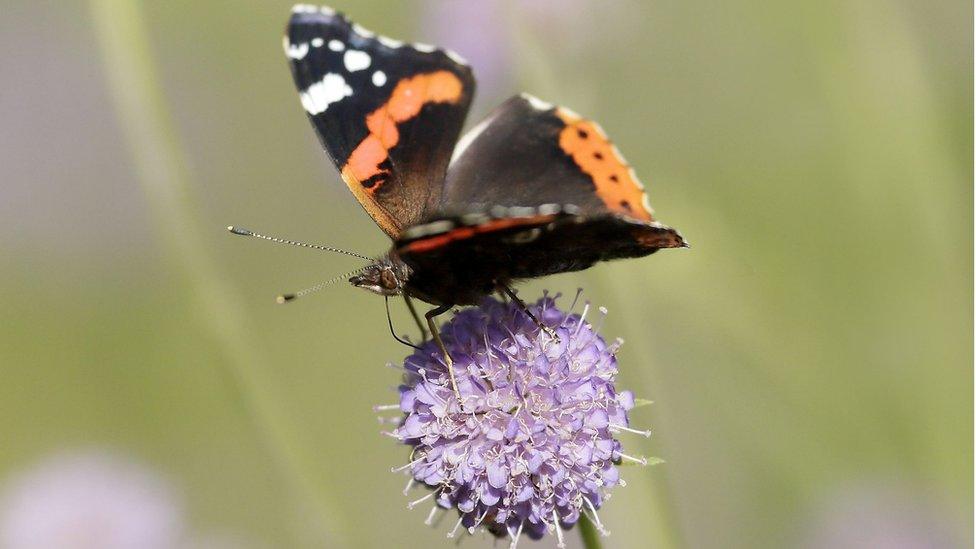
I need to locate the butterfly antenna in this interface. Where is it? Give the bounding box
[275,266,370,304]
[227,226,372,261]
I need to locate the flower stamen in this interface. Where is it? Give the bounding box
[609,423,652,437]
[407,491,436,510]
[583,496,611,536]
[618,453,649,466]
[446,514,464,538]
[508,521,524,548]
[424,506,440,526]
[553,510,566,547]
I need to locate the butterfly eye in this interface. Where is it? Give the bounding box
[380,269,399,289]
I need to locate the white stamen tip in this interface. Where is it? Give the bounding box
[407,492,434,510]
[424,506,439,525]
[610,423,653,437]
[619,452,648,465]
[446,515,464,538]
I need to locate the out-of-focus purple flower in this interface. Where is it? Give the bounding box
[0,451,184,549]
[385,295,650,547]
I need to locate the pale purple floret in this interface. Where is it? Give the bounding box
[388,295,643,545]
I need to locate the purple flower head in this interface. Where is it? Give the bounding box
[386,294,650,546]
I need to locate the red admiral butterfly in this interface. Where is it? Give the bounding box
[275,5,686,394]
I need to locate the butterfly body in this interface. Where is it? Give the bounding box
[285,5,686,309]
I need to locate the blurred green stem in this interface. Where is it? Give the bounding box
[88,0,346,544]
[579,517,604,549]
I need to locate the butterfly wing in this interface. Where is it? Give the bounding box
[396,94,685,304]
[285,6,475,238]
[421,92,685,253]
[396,206,683,305]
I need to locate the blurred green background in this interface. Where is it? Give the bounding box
[0,0,971,547]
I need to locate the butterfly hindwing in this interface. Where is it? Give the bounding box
[285,6,475,238]
[442,94,659,221]
[396,206,684,305]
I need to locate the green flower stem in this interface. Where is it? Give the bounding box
[579,516,604,549]
[88,0,347,544]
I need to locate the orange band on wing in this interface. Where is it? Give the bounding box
[555,108,654,221]
[400,215,558,254]
[341,71,464,192]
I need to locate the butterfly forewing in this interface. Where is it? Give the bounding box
[285,7,475,238]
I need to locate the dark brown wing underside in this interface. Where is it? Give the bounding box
[397,211,685,305]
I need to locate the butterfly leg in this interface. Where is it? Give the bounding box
[404,294,429,343]
[425,304,462,406]
[385,297,422,350]
[498,284,560,342]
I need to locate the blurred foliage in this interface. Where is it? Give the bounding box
[0,0,970,547]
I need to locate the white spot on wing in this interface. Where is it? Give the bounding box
[521,93,553,111]
[460,212,490,225]
[343,50,371,72]
[292,4,318,14]
[372,71,387,87]
[429,220,456,233]
[641,193,654,214]
[378,35,403,49]
[445,49,467,65]
[413,42,436,53]
[319,5,335,15]
[285,41,310,60]
[610,144,626,163]
[311,37,324,48]
[509,228,541,243]
[328,39,345,51]
[490,205,509,218]
[300,73,353,115]
[556,106,582,121]
[352,23,375,38]
[590,121,609,139]
[628,166,645,189]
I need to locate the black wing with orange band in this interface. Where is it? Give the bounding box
[395,94,685,305]
[426,94,685,253]
[441,94,662,221]
[285,6,475,238]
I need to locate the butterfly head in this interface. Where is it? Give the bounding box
[349,255,412,296]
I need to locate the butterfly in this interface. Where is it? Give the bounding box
[281,4,686,393]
